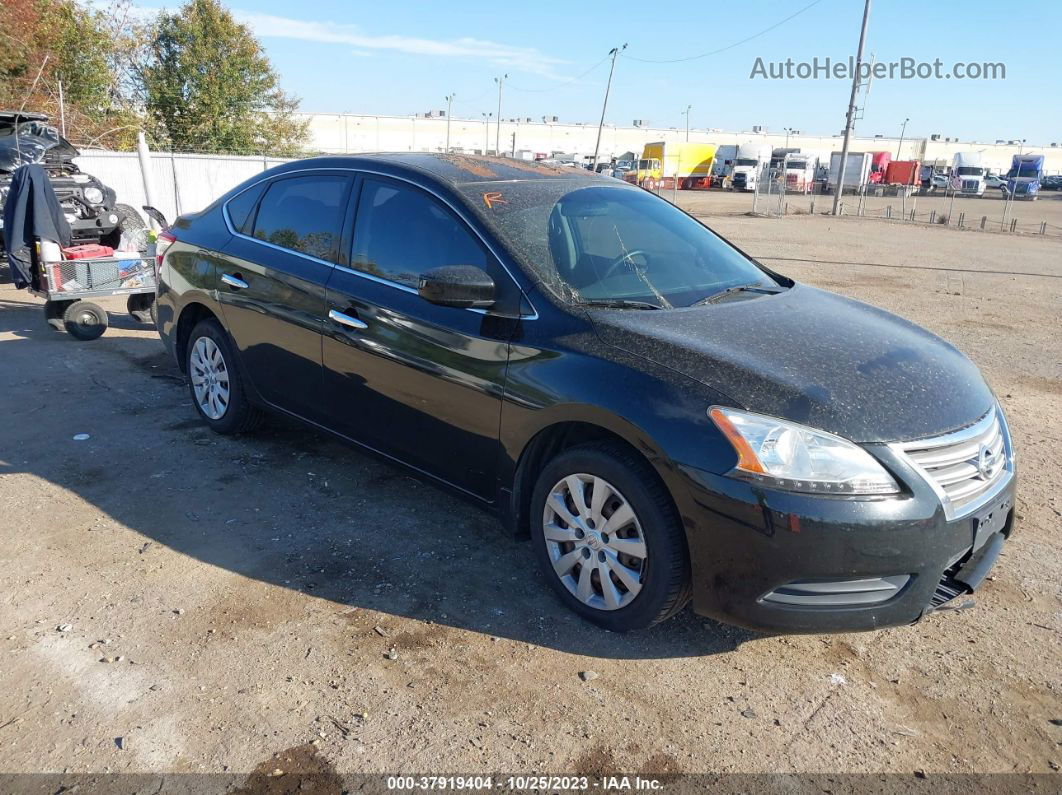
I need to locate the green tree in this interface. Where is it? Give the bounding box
[0,0,143,148]
[142,0,308,155]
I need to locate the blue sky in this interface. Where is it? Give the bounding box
[220,0,1059,143]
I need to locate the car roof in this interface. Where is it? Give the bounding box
[279,152,606,187]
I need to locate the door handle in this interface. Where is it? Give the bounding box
[221,273,249,290]
[328,309,368,330]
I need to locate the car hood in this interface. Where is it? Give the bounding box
[0,120,80,173]
[590,283,994,443]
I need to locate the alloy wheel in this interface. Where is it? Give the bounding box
[190,336,231,420]
[542,473,647,611]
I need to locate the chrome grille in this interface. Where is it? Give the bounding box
[892,408,1011,519]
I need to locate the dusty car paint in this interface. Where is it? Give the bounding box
[155,154,1015,634]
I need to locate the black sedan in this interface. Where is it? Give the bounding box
[155,154,1015,634]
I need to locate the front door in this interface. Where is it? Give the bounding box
[322,176,522,500]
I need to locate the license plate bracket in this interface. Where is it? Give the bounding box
[972,498,1011,552]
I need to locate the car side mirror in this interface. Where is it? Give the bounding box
[418,265,495,309]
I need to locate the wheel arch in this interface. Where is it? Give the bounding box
[174,301,220,373]
[507,413,683,540]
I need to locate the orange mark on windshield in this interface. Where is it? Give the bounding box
[483,191,507,209]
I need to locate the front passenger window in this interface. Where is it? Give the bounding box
[351,179,487,288]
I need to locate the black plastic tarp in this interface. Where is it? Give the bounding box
[2,163,72,289]
[0,117,80,172]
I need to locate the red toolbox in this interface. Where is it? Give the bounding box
[61,243,114,260]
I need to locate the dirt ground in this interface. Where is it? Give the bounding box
[0,210,1059,786]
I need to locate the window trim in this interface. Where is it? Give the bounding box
[244,173,354,266]
[221,166,537,319]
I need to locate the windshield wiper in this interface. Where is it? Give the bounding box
[579,298,664,310]
[691,283,782,306]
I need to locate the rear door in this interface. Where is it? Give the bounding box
[218,172,353,422]
[322,176,523,500]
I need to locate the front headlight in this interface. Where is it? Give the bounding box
[83,187,104,205]
[708,407,900,495]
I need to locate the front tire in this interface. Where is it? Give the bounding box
[62,301,108,340]
[530,442,691,631]
[186,318,263,434]
[100,204,147,249]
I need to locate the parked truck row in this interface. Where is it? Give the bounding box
[611,139,1047,200]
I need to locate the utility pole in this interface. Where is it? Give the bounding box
[832,0,873,215]
[682,104,692,142]
[494,75,508,155]
[1002,138,1024,227]
[592,43,627,168]
[896,117,909,158]
[445,93,455,152]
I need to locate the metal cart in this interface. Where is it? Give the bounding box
[29,253,157,340]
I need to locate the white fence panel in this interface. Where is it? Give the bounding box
[73,150,293,224]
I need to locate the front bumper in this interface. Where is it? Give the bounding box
[68,210,120,241]
[677,446,1015,634]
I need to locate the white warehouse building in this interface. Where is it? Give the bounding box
[298,112,1062,176]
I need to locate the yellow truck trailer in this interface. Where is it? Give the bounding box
[623,141,718,190]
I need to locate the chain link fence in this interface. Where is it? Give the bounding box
[740,166,1062,238]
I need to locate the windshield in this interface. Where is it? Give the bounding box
[955,166,983,176]
[460,182,778,308]
[1007,165,1040,179]
[735,158,759,167]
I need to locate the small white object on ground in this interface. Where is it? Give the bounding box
[72,434,90,441]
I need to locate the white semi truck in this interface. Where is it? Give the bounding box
[784,153,818,193]
[950,151,986,196]
[730,144,772,192]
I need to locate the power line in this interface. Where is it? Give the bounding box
[621,0,825,64]
[507,53,612,92]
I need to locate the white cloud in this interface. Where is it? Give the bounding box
[234,11,566,76]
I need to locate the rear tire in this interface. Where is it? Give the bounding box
[62,300,108,340]
[530,441,691,631]
[186,318,263,434]
[127,293,155,324]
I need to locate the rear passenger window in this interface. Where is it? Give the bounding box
[225,182,266,234]
[252,175,350,262]
[351,179,487,288]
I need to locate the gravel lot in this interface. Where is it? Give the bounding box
[1,205,1059,785]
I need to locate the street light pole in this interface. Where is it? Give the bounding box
[481,112,492,155]
[896,117,909,158]
[832,0,873,215]
[784,127,793,149]
[592,43,627,168]
[494,75,508,155]
[682,104,692,141]
[445,93,455,152]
